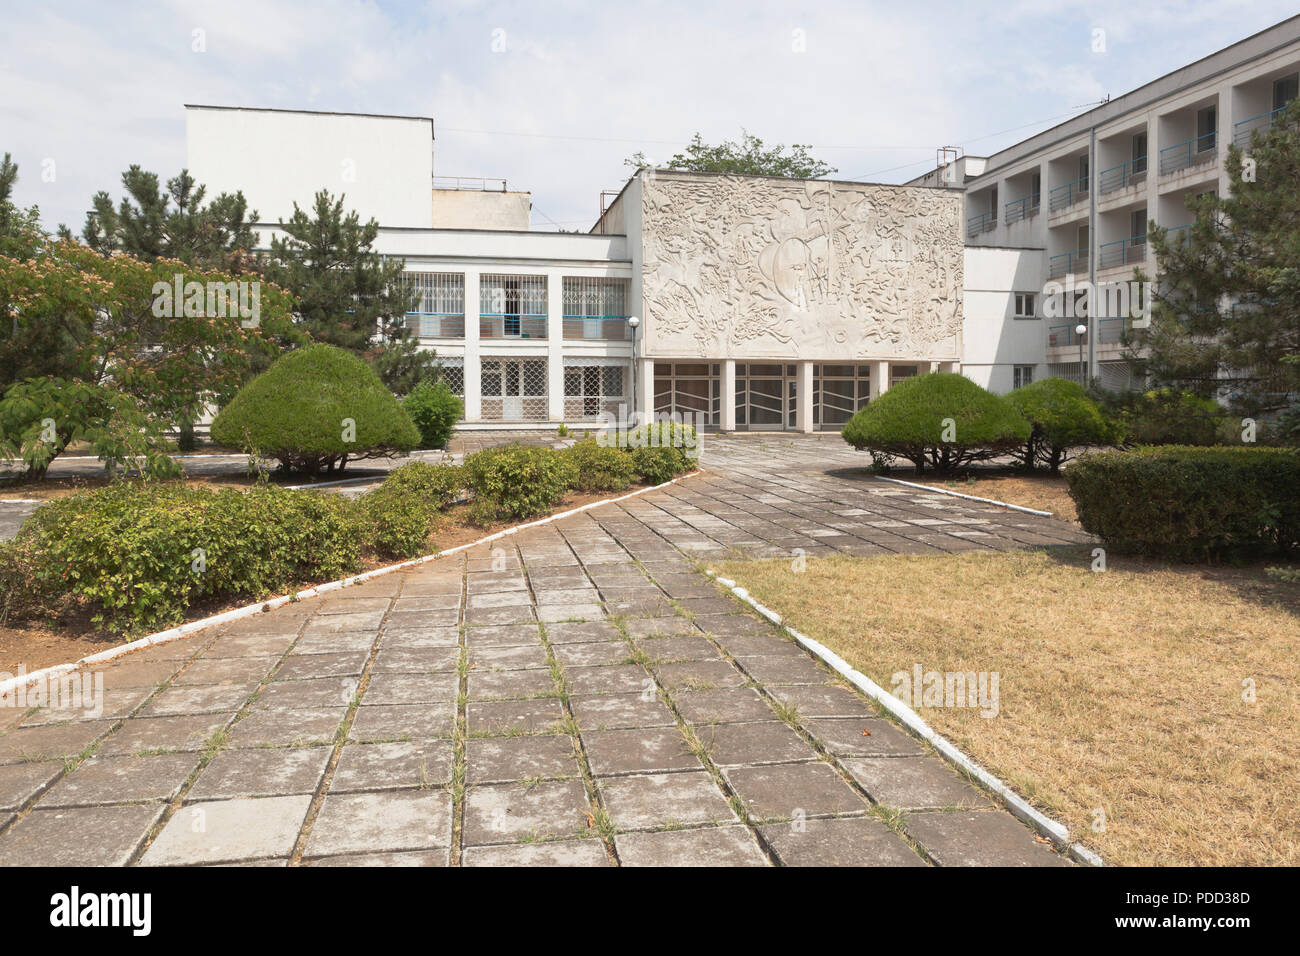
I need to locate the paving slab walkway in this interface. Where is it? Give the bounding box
[0,433,1090,866]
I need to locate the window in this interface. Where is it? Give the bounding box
[402,272,465,338]
[1014,292,1037,319]
[1030,171,1041,208]
[480,275,547,339]
[1131,207,1148,245]
[1079,154,1089,189]
[561,277,630,340]
[1274,73,1298,111]
[989,185,998,219]
[1013,365,1035,389]
[1197,105,1217,152]
[563,362,627,420]
[1132,132,1147,174]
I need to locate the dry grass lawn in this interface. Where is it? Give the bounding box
[716,548,1300,866]
[934,473,1078,522]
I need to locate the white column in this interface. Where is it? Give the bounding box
[872,360,891,399]
[929,361,941,374]
[720,359,737,432]
[463,270,482,422]
[637,358,654,425]
[796,360,814,433]
[546,270,565,423]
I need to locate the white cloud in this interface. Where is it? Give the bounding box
[1,0,1296,231]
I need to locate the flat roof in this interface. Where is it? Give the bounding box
[185,104,435,137]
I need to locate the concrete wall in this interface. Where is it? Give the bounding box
[186,106,434,228]
[961,246,1046,392]
[431,189,531,231]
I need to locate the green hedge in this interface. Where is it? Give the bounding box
[2,483,361,635]
[842,372,1029,474]
[1065,446,1300,561]
[357,462,464,559]
[463,445,577,523]
[211,344,420,475]
[567,439,635,493]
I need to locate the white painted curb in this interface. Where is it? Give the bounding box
[0,470,701,702]
[705,569,1104,867]
[873,475,1054,517]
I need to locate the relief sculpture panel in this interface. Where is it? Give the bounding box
[640,172,963,359]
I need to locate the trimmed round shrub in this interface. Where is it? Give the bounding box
[463,444,577,523]
[5,482,360,635]
[403,379,463,450]
[566,439,635,493]
[841,372,1030,474]
[629,444,690,484]
[1065,446,1300,561]
[211,344,420,475]
[1006,377,1121,473]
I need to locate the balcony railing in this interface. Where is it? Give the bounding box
[1164,224,1192,248]
[1048,317,1127,348]
[405,313,465,338]
[966,210,997,238]
[1159,131,1217,175]
[561,316,633,341]
[1047,248,1089,279]
[1233,105,1291,148]
[1098,158,1147,195]
[1004,194,1041,224]
[480,315,547,339]
[1049,176,1089,212]
[1098,234,1147,269]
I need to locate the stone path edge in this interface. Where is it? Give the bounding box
[707,569,1105,868]
[0,469,703,703]
[872,476,1055,517]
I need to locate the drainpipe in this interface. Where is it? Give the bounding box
[1087,125,1097,386]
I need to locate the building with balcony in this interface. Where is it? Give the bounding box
[910,14,1300,393]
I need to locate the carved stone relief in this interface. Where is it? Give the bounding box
[639,172,963,359]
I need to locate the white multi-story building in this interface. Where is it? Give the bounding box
[912,14,1300,393]
[183,14,1300,431]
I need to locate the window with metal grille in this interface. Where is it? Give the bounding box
[813,363,871,429]
[563,362,628,420]
[480,275,547,339]
[435,358,464,396]
[403,272,465,338]
[1013,365,1035,389]
[480,358,548,421]
[562,278,631,340]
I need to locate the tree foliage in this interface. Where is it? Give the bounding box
[626,130,837,179]
[258,190,422,389]
[1006,377,1120,473]
[80,165,259,271]
[0,236,297,421]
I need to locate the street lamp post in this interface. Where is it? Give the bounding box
[628,315,641,426]
[1075,323,1088,385]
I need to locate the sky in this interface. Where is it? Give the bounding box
[3,0,1297,233]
